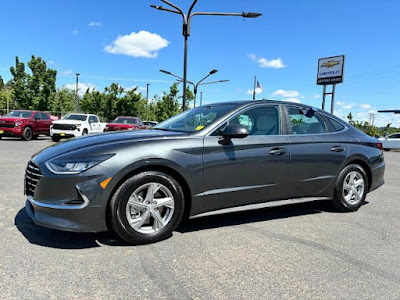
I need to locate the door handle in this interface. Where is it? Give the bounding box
[331,146,345,152]
[270,148,287,155]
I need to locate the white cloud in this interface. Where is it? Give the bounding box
[282,98,301,103]
[272,89,300,98]
[246,87,263,95]
[248,54,286,69]
[89,21,103,27]
[359,104,372,109]
[64,83,96,96]
[105,30,169,58]
[61,70,73,76]
[337,101,346,106]
[72,30,79,36]
[343,105,353,109]
[312,94,320,99]
[48,60,55,65]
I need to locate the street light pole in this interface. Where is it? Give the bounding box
[146,83,150,120]
[151,0,262,111]
[75,73,80,112]
[161,69,229,107]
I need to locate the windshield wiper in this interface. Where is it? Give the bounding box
[151,128,172,131]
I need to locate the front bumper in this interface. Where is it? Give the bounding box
[51,128,81,138]
[0,126,23,137]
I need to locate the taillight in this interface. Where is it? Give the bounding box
[376,142,383,150]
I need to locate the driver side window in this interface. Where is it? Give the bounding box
[217,106,280,136]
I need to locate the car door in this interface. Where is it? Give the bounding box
[33,113,44,133]
[89,116,100,133]
[202,104,290,211]
[40,113,51,134]
[285,105,349,198]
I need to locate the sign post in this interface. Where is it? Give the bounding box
[317,55,344,114]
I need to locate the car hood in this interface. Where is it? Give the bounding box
[52,119,86,125]
[32,129,189,163]
[107,123,134,128]
[0,117,31,122]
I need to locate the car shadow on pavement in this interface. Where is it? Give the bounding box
[177,199,354,233]
[14,208,130,249]
[15,200,368,249]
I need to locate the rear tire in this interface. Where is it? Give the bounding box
[22,127,33,141]
[331,164,368,212]
[109,171,184,245]
[82,129,88,136]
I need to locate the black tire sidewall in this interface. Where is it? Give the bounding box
[334,164,368,212]
[110,171,185,245]
[23,127,33,141]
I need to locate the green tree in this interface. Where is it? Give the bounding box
[0,76,4,90]
[103,83,124,121]
[155,83,181,122]
[27,55,57,111]
[9,57,29,109]
[52,88,75,116]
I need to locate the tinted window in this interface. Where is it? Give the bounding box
[328,117,345,132]
[389,134,400,139]
[6,111,33,118]
[288,107,327,134]
[227,106,280,136]
[40,113,49,120]
[34,113,41,120]
[89,116,98,123]
[64,114,87,121]
[114,118,136,124]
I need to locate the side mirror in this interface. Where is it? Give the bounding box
[219,124,249,145]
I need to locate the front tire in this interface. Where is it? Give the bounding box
[109,171,185,245]
[22,127,33,141]
[52,136,60,142]
[331,164,368,212]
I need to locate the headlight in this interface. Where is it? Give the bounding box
[15,122,22,127]
[76,124,81,127]
[45,154,114,174]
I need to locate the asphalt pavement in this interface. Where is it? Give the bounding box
[0,137,399,299]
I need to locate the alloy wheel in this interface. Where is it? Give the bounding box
[342,171,365,205]
[125,182,175,234]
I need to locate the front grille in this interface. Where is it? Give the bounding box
[25,161,42,197]
[0,122,15,128]
[53,124,76,131]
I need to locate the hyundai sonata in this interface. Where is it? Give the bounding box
[24,101,385,244]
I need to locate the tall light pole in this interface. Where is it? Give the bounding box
[75,73,80,112]
[151,0,262,111]
[160,69,229,107]
[146,83,150,120]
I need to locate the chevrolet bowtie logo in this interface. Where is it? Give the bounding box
[322,60,340,68]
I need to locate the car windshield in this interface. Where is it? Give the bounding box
[154,104,237,133]
[6,111,33,118]
[63,114,87,121]
[113,118,136,124]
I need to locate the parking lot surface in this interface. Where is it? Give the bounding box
[0,137,399,299]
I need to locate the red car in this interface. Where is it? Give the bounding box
[104,116,146,132]
[0,110,52,141]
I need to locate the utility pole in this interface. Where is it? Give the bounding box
[146,83,150,120]
[75,73,80,112]
[369,113,376,126]
[200,92,203,106]
[252,75,257,100]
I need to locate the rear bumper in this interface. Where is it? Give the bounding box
[369,161,385,192]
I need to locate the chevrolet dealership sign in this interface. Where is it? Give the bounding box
[317,55,345,85]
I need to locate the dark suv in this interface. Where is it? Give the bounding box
[0,110,52,140]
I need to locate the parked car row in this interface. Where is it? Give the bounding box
[0,110,158,141]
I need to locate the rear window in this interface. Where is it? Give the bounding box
[288,107,327,135]
[327,117,345,132]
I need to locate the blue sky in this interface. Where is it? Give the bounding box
[1,0,400,126]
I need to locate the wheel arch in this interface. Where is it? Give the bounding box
[344,158,372,192]
[105,161,192,229]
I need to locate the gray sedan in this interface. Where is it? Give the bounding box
[24,101,385,244]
